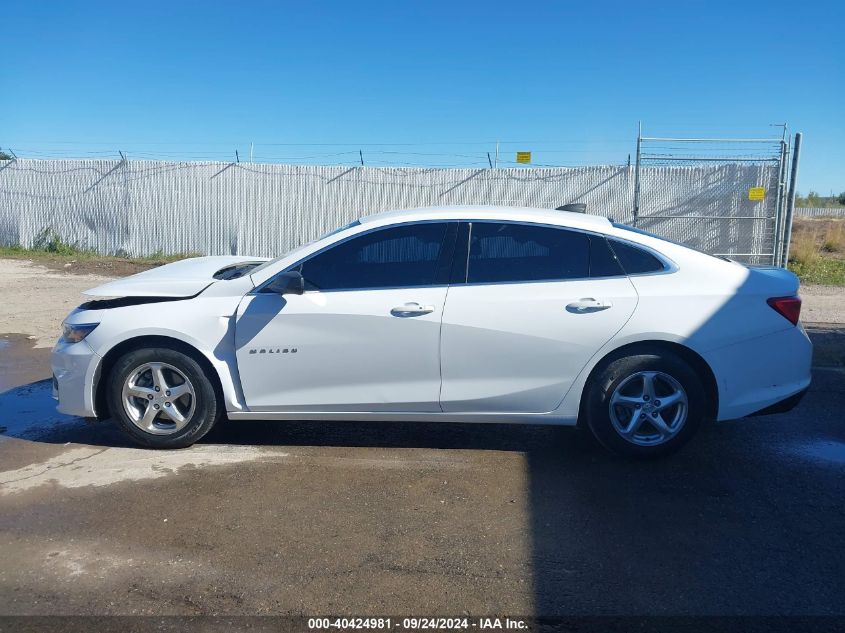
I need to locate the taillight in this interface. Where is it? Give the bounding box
[767,296,801,325]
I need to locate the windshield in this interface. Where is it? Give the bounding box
[249,220,361,275]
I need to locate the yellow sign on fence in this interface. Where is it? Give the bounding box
[516,151,531,164]
[748,187,766,201]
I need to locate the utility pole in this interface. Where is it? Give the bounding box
[494,141,499,169]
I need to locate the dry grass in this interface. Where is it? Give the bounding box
[790,229,820,266]
[822,222,844,253]
[788,218,845,285]
[0,245,200,276]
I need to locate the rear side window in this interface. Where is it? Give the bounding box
[466,223,589,283]
[298,222,451,290]
[608,239,666,274]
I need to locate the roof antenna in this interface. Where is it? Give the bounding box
[556,203,587,213]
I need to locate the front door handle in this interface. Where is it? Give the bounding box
[390,302,435,317]
[566,298,612,313]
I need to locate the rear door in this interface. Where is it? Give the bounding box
[236,221,457,412]
[439,221,639,413]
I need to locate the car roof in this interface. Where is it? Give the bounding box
[359,205,612,231]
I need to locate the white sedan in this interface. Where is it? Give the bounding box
[52,206,812,457]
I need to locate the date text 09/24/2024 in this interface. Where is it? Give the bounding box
[307,617,529,630]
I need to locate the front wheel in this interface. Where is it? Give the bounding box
[107,347,222,448]
[584,351,706,458]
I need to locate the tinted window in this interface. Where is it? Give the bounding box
[466,223,589,283]
[608,239,665,274]
[589,236,624,277]
[298,223,450,290]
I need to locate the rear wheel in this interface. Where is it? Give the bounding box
[108,347,221,448]
[585,351,706,458]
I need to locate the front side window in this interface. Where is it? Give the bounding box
[465,223,590,283]
[297,222,451,291]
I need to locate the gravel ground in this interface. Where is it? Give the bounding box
[799,284,845,324]
[0,259,113,348]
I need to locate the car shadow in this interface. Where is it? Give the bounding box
[1,376,602,455]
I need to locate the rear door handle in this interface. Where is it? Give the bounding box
[566,298,612,313]
[390,302,435,317]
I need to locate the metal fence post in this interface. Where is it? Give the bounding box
[632,123,642,226]
[781,132,802,267]
[772,139,789,266]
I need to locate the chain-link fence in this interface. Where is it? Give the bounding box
[634,135,791,265]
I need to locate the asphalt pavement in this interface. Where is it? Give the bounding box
[0,328,843,618]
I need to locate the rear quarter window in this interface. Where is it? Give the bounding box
[589,236,624,277]
[608,239,666,275]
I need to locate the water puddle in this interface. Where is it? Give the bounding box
[0,333,51,392]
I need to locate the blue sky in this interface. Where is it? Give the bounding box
[3,0,843,193]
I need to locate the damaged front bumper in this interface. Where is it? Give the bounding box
[51,337,101,417]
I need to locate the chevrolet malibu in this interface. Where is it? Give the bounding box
[52,206,812,457]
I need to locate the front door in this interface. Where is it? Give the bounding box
[235,221,456,412]
[439,221,638,413]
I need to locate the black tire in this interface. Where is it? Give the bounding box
[584,350,706,459]
[107,347,222,449]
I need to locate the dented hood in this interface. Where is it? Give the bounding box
[83,256,268,298]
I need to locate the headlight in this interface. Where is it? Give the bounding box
[61,322,99,343]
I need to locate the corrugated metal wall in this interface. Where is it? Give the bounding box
[0,159,779,262]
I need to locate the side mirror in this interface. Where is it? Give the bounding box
[264,270,304,295]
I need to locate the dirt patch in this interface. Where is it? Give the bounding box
[0,253,166,277]
[799,285,845,324]
[0,259,115,348]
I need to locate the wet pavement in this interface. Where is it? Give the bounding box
[0,334,49,394]
[0,329,843,617]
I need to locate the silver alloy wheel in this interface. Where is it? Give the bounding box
[608,371,689,446]
[121,362,196,435]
